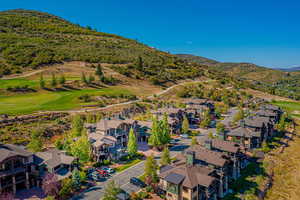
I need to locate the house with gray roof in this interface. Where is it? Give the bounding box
[34,148,76,181]
[0,144,35,194]
[159,153,219,200]
[86,119,152,161]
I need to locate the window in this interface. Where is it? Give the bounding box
[183,186,189,192]
[193,186,197,192]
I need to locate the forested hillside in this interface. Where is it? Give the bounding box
[0,9,209,83]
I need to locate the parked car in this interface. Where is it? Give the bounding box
[180,134,189,139]
[130,177,146,188]
[102,167,115,174]
[89,171,104,181]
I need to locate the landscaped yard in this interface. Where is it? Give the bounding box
[113,158,143,173]
[0,87,133,115]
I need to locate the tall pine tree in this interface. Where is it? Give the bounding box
[160,147,171,166]
[148,116,162,148]
[161,113,171,144]
[182,115,189,134]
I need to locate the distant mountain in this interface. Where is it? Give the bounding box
[277,67,300,72]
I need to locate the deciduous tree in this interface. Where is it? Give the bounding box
[103,180,121,200]
[127,128,138,158]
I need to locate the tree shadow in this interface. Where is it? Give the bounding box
[224,162,268,200]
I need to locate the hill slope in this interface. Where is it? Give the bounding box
[177,54,300,100]
[0,9,177,75]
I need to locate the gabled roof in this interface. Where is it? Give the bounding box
[34,148,75,169]
[256,110,277,117]
[227,126,261,138]
[184,145,227,167]
[244,116,270,128]
[95,119,131,131]
[88,133,117,147]
[211,139,240,153]
[165,173,185,184]
[151,108,183,115]
[0,144,33,163]
[260,104,281,112]
[159,163,216,188]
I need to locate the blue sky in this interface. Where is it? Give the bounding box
[1,0,300,68]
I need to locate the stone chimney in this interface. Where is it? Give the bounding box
[204,139,212,150]
[186,151,195,166]
[240,120,245,128]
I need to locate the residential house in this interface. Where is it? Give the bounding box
[202,139,246,179]
[34,148,76,181]
[0,144,35,194]
[244,116,274,140]
[159,152,219,200]
[180,146,231,198]
[86,119,151,161]
[226,126,262,150]
[151,108,184,134]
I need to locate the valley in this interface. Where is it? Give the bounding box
[0,8,299,200]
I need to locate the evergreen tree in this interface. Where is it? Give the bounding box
[81,72,87,84]
[191,136,198,146]
[144,154,158,184]
[72,168,81,190]
[71,115,84,137]
[148,116,162,148]
[95,64,104,80]
[127,128,138,158]
[137,56,143,71]
[51,73,57,88]
[39,73,45,89]
[200,110,211,128]
[277,114,287,132]
[182,115,189,134]
[27,128,43,152]
[216,122,225,135]
[103,180,121,200]
[59,74,66,85]
[88,74,95,84]
[161,113,171,144]
[160,147,171,166]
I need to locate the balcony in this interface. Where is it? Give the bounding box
[0,167,26,177]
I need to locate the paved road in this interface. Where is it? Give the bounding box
[71,138,190,200]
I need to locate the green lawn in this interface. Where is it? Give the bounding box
[272,101,300,112]
[114,159,143,173]
[0,76,82,90]
[272,101,300,119]
[0,87,132,115]
[0,78,38,89]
